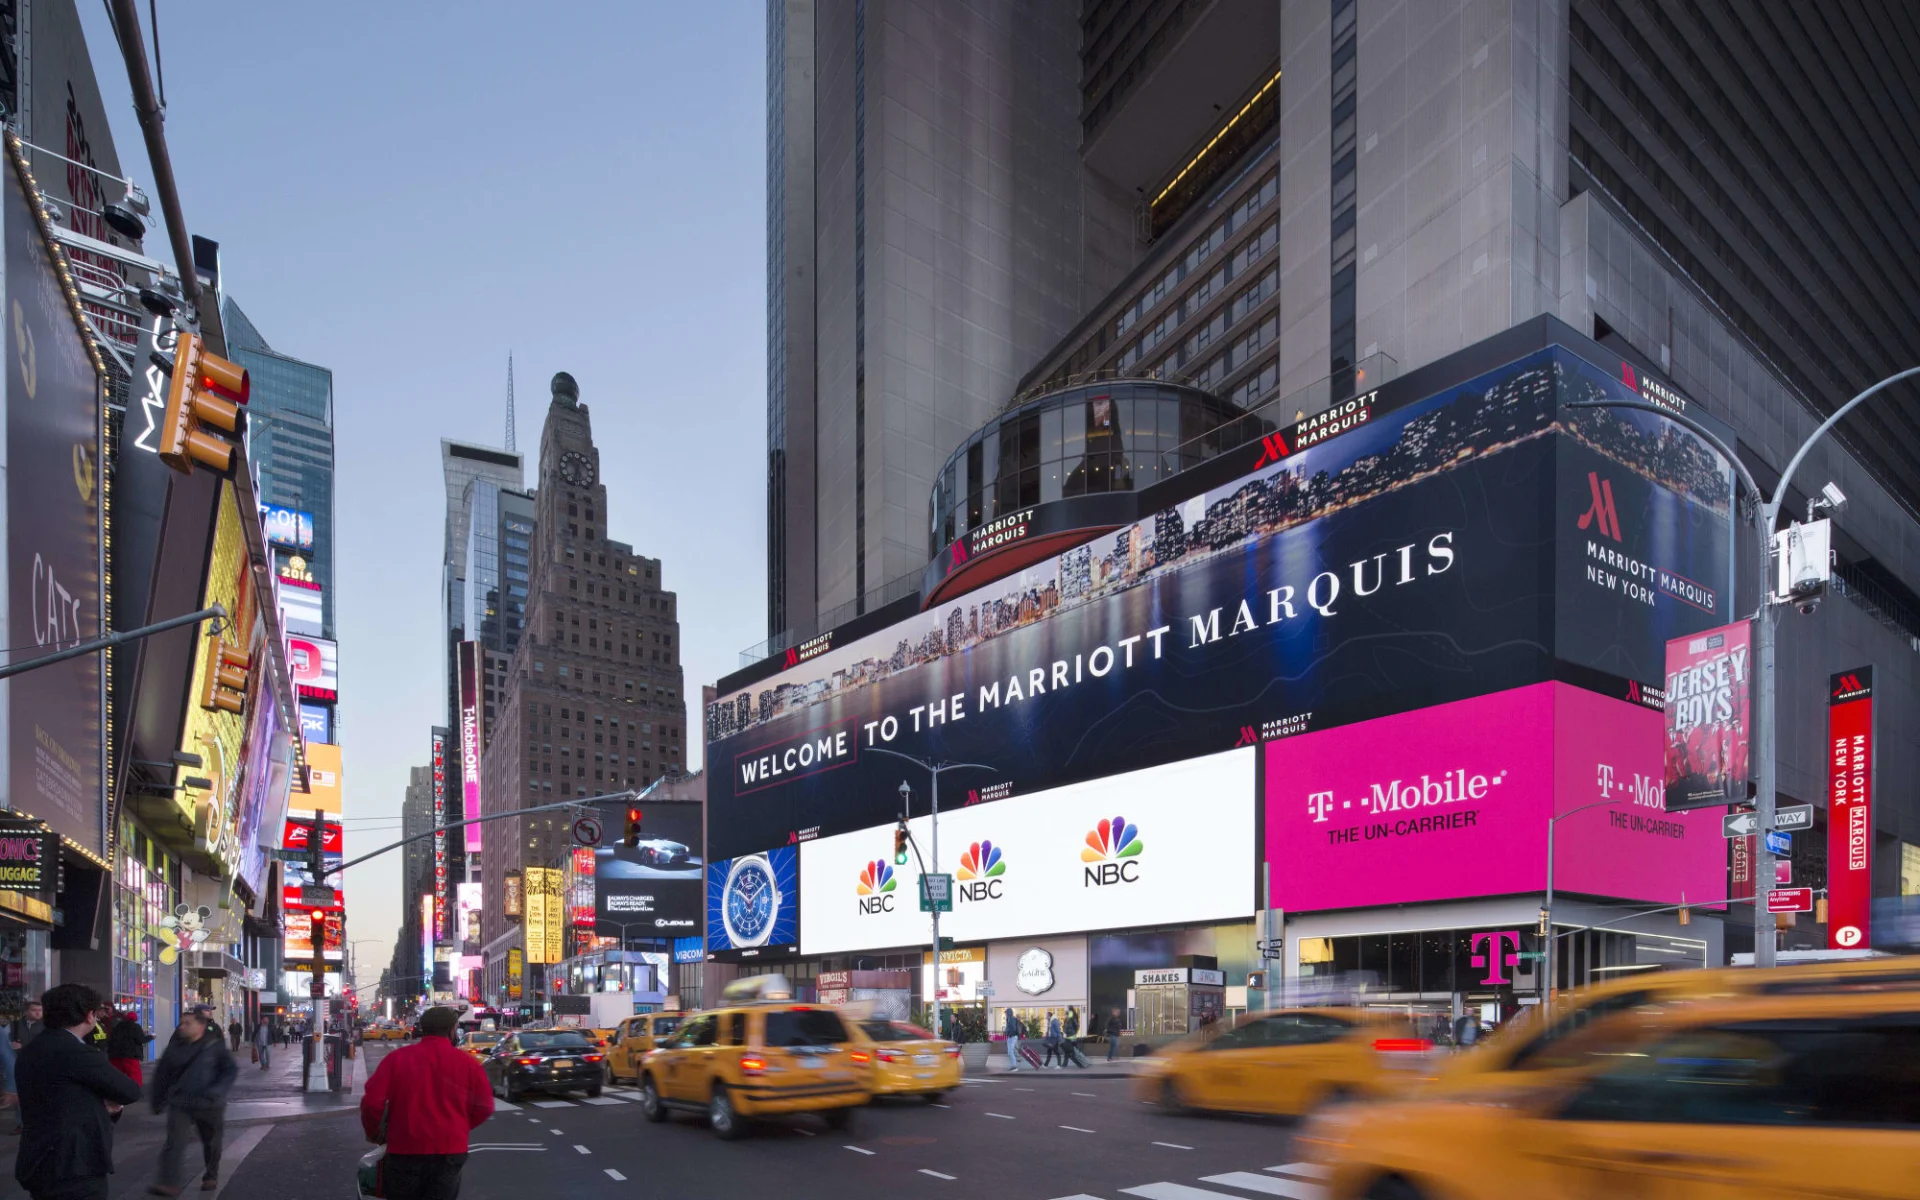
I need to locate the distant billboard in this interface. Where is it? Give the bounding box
[594,802,704,937]
[706,846,798,959]
[288,635,339,701]
[299,703,332,745]
[304,743,342,814]
[279,577,324,636]
[1662,622,1751,812]
[259,504,315,551]
[282,816,343,912]
[458,642,483,852]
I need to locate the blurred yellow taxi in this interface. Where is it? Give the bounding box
[1302,989,1920,1199]
[363,1024,405,1041]
[639,976,871,1139]
[1138,1008,1434,1118]
[607,1012,684,1085]
[854,1018,961,1100]
[1436,952,1920,1096]
[463,1030,504,1062]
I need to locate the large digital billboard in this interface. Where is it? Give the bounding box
[706,846,798,959]
[282,814,344,912]
[259,504,315,551]
[457,642,483,852]
[705,348,1733,862]
[288,635,339,701]
[1264,681,1723,912]
[594,801,704,937]
[6,155,103,855]
[800,748,1254,956]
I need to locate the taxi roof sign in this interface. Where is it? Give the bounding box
[721,974,796,1004]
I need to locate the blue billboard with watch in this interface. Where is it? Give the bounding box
[705,846,799,959]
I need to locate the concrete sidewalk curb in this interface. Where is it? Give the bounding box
[228,1105,362,1128]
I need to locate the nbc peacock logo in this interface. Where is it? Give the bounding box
[1081,816,1142,887]
[955,840,1006,903]
[856,860,897,915]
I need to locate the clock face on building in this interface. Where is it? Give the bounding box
[722,854,780,948]
[559,450,596,487]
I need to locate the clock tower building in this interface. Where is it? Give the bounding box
[478,372,689,998]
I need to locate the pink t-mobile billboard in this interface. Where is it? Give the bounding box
[1266,682,1723,912]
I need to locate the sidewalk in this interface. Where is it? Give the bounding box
[974,1044,1157,1080]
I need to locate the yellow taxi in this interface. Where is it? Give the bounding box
[463,1030,505,1062]
[639,976,871,1140]
[1301,989,1920,1199]
[1138,1008,1434,1118]
[607,1011,684,1085]
[1435,952,1920,1095]
[853,1018,962,1100]
[363,1024,405,1042]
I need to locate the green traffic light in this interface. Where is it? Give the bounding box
[894,849,909,865]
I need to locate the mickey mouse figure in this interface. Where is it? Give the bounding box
[157,904,214,964]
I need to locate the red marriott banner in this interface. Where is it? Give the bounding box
[1827,667,1875,950]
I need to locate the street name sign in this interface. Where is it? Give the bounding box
[1764,830,1791,856]
[1773,805,1815,832]
[1767,888,1813,914]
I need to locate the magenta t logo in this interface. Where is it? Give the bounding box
[1469,930,1522,985]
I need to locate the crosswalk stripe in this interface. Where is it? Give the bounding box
[580,1096,624,1105]
[492,1101,520,1112]
[1042,1195,1105,1200]
[1121,1184,1252,1200]
[1199,1171,1322,1198]
[532,1099,575,1108]
[1267,1165,1331,1180]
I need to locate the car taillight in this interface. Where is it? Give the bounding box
[1373,1038,1432,1053]
[516,1056,539,1065]
[943,1044,962,1058]
[875,1049,901,1063]
[849,1050,871,1063]
[582,1054,603,1063]
[740,1055,766,1076]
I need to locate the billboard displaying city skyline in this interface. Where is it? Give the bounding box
[703,347,1735,861]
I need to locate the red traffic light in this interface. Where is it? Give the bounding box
[623,807,643,847]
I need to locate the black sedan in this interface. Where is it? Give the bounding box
[484,1030,606,1101]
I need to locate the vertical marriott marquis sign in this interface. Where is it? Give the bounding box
[1827,667,1874,950]
[457,642,483,852]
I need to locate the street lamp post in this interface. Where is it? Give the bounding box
[867,748,994,1043]
[1543,798,1629,1012]
[1572,363,1919,968]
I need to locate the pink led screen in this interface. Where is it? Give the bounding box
[1265,682,1723,912]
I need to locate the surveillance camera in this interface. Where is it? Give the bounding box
[1797,598,1821,616]
[1821,482,1847,515]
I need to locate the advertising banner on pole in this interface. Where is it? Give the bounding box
[457,642,484,852]
[1827,667,1875,950]
[430,728,450,944]
[1662,621,1752,812]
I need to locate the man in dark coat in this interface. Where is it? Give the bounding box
[148,1005,238,1195]
[12,983,142,1200]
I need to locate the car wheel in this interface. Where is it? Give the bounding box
[922,1090,947,1104]
[823,1105,855,1132]
[504,1076,522,1103]
[710,1085,746,1140]
[587,1081,603,1098]
[1363,1177,1427,1200]
[1159,1077,1190,1114]
[640,1076,667,1123]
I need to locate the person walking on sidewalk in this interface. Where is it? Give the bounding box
[12,1000,45,1052]
[1106,1009,1123,1061]
[13,983,142,1200]
[254,1018,274,1071]
[106,1012,151,1088]
[148,1005,238,1195]
[360,1006,493,1200]
[225,1019,241,1053]
[1042,1011,1064,1069]
[1002,1007,1020,1071]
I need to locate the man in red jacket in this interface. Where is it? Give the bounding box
[360,1006,493,1200]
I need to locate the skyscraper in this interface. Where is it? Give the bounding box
[477,373,687,1001]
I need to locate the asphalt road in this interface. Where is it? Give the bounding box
[213,1070,1322,1200]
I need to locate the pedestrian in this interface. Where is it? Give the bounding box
[254,1017,274,1071]
[12,1001,45,1051]
[1002,1007,1020,1071]
[226,1018,242,1053]
[1043,1010,1064,1069]
[1065,1006,1080,1039]
[85,1005,110,1055]
[105,1011,150,1088]
[360,1006,493,1200]
[0,1015,15,1133]
[148,1004,238,1195]
[1106,1008,1123,1061]
[12,983,143,1200]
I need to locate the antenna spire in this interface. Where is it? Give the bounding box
[505,353,517,453]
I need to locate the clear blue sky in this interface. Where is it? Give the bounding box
[77,1,767,985]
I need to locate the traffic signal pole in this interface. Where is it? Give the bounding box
[0,606,224,681]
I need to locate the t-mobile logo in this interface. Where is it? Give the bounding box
[1470,930,1522,985]
[1307,790,1336,822]
[1576,471,1623,541]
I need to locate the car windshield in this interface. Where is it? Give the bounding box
[517,1032,591,1050]
[764,1010,850,1048]
[652,1017,682,1035]
[860,1020,931,1042]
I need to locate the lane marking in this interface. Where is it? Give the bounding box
[1152,1142,1193,1150]
[1073,1092,1097,1097]
[1123,1184,1256,1199]
[549,1128,564,1135]
[574,1144,592,1155]
[581,1096,624,1105]
[1269,1165,1332,1180]
[794,1128,817,1137]
[492,1100,521,1111]
[205,1125,271,1197]
[469,1145,548,1153]
[1015,1087,1036,1092]
[1059,1125,1097,1133]
[1201,1172,1321,1198]
[930,1102,951,1108]
[845,1145,875,1155]
[919,1169,956,1180]
[532,1099,575,1108]
[605,1168,627,1181]
[985,1112,1015,1119]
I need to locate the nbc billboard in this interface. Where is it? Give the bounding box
[1264,682,1723,912]
[799,748,1255,956]
[705,344,1733,864]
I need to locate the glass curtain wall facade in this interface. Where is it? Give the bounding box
[112,818,181,1052]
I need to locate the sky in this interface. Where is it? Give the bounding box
[75,1,768,987]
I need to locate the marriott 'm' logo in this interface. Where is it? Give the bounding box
[1252,432,1290,470]
[1576,471,1623,541]
[951,539,969,567]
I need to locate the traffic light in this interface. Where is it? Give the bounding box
[893,823,909,865]
[1677,903,1690,926]
[1537,906,1551,937]
[1816,895,1829,924]
[155,332,249,474]
[200,640,250,713]
[623,807,642,847]
[309,909,328,954]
